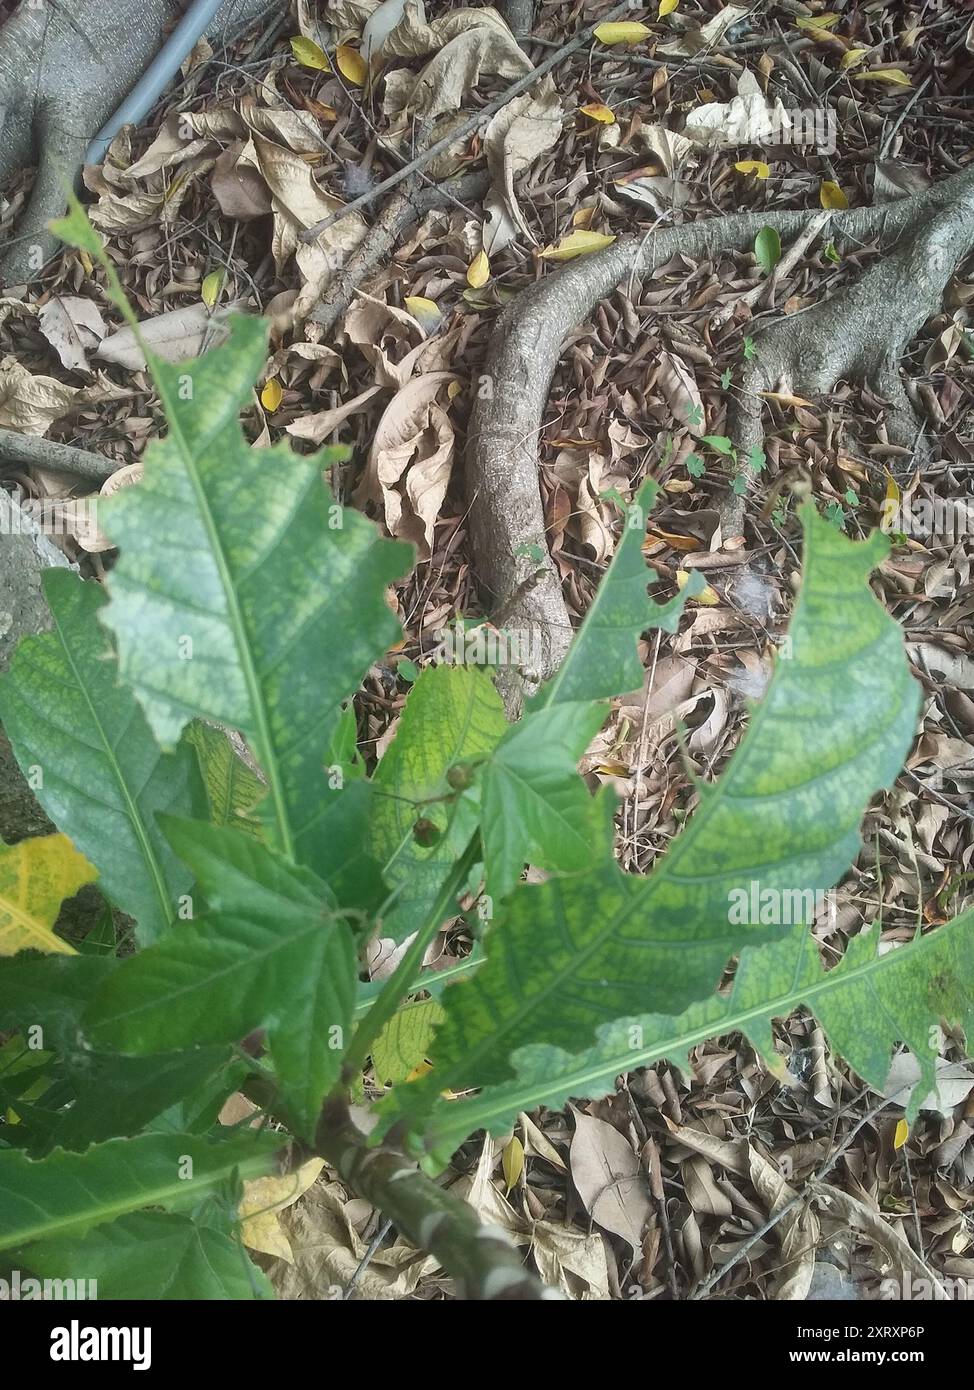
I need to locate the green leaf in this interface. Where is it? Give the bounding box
[19,1211,274,1300]
[701,434,735,456]
[84,820,356,1138]
[0,573,202,944]
[412,907,974,1163]
[89,314,410,874]
[367,666,508,941]
[48,1047,237,1152]
[381,506,920,1140]
[372,999,444,1086]
[480,703,610,899]
[0,1131,282,1251]
[754,226,781,274]
[531,480,699,709]
[0,953,115,1050]
[185,721,265,839]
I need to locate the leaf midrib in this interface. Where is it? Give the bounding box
[155,386,293,859]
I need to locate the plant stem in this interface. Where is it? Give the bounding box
[314,1095,551,1300]
[342,837,480,1079]
[353,944,485,1014]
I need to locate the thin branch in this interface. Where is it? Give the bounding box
[298,0,637,243]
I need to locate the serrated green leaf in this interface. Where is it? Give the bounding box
[0,1131,282,1251]
[372,999,445,1086]
[381,506,920,1143]
[368,666,508,941]
[48,1047,237,1152]
[0,573,203,943]
[88,314,410,876]
[19,1211,274,1300]
[480,703,610,900]
[414,907,974,1161]
[531,480,699,710]
[84,820,356,1138]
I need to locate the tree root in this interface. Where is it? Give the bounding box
[0,0,266,286]
[467,164,974,710]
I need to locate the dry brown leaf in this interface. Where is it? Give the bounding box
[37,297,108,374]
[483,77,563,244]
[531,1222,609,1300]
[210,142,273,220]
[286,383,383,444]
[749,1146,819,1300]
[570,1109,651,1254]
[95,303,240,371]
[0,357,79,434]
[657,349,706,436]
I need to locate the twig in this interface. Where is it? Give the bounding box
[0,427,120,483]
[298,0,637,243]
[689,1087,908,1299]
[343,1217,394,1299]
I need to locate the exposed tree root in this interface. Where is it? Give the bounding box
[0,0,266,286]
[467,164,974,712]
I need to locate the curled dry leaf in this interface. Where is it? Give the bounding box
[210,142,273,220]
[355,372,459,559]
[484,77,563,244]
[67,462,144,554]
[684,70,790,149]
[37,297,108,374]
[0,357,79,434]
[531,1222,610,1300]
[286,383,383,444]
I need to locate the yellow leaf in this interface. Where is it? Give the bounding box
[0,835,96,956]
[856,67,912,87]
[79,249,93,275]
[659,0,680,14]
[201,268,225,309]
[593,21,651,45]
[579,102,616,124]
[539,230,616,262]
[467,249,490,288]
[735,159,770,180]
[336,43,368,86]
[796,13,841,30]
[239,1157,324,1262]
[572,206,595,228]
[289,35,330,70]
[677,570,719,605]
[894,1119,909,1150]
[820,179,849,209]
[403,295,442,333]
[502,1135,525,1193]
[840,47,867,70]
[407,1060,434,1082]
[260,378,283,413]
